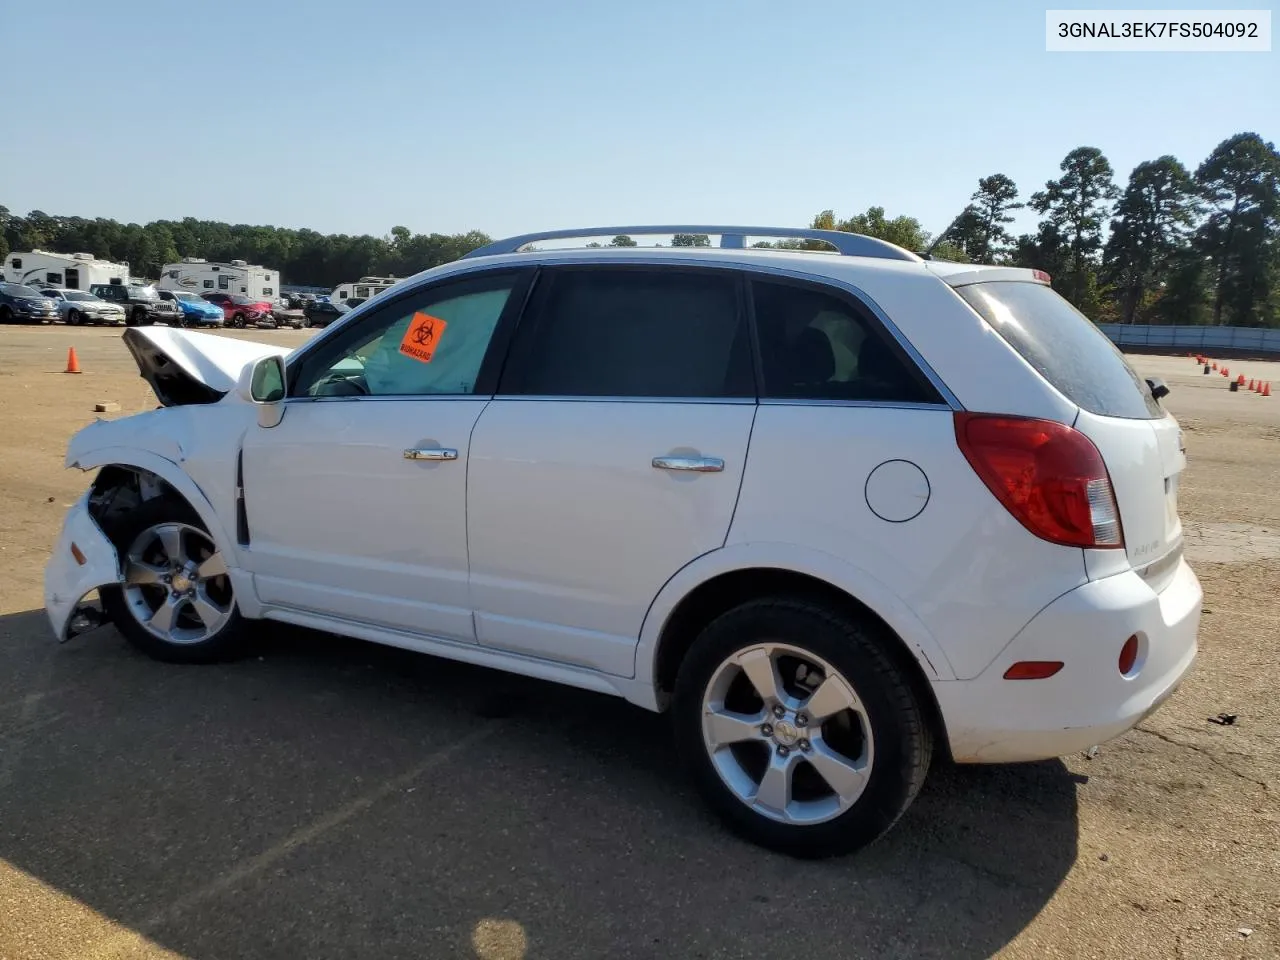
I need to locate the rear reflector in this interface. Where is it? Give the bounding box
[1004,661,1064,680]
[1119,634,1139,675]
[70,543,87,566]
[954,413,1124,549]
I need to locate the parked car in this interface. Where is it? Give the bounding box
[301,299,346,327]
[44,224,1201,859]
[157,290,224,327]
[0,281,58,323]
[40,288,127,326]
[268,298,307,329]
[90,283,184,327]
[202,293,273,328]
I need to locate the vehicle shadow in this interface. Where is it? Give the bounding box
[0,610,1080,960]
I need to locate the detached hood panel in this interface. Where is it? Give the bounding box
[123,327,293,406]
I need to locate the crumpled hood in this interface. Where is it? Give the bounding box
[123,327,292,406]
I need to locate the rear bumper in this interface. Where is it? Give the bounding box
[935,558,1201,763]
[44,492,122,641]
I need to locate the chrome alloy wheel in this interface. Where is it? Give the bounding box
[701,642,875,825]
[122,523,233,644]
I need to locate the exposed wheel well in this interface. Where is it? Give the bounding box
[653,567,950,760]
[87,465,186,533]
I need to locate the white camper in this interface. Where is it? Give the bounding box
[3,250,129,291]
[330,276,398,306]
[157,258,280,301]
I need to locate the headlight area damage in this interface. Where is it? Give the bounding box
[45,467,174,642]
[46,328,291,640]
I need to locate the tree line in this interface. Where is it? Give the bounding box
[3,132,1276,325]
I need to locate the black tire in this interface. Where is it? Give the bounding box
[100,497,245,664]
[130,307,148,327]
[0,306,13,324]
[67,309,81,326]
[232,313,246,328]
[672,597,932,859]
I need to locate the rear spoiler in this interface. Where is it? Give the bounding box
[928,266,1053,288]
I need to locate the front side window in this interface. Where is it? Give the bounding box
[292,271,524,398]
[752,279,938,404]
[203,279,214,289]
[46,272,63,285]
[10,258,21,269]
[501,268,751,398]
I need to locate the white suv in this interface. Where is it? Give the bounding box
[44,225,1201,857]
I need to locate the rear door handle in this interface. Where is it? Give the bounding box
[652,455,724,473]
[404,448,458,461]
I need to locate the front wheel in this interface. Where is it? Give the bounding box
[67,309,82,326]
[0,306,13,324]
[100,497,245,664]
[673,598,932,858]
[232,313,246,328]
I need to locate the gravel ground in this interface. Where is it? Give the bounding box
[0,328,1276,960]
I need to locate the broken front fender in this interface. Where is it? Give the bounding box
[44,491,122,641]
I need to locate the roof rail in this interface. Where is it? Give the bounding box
[462,225,922,262]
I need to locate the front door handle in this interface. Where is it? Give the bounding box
[404,448,458,461]
[652,455,724,473]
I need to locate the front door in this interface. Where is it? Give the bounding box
[467,265,757,676]
[241,268,531,642]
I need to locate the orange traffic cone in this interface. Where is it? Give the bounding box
[1264,383,1272,397]
[1248,379,1256,391]
[1237,374,1246,385]
[65,347,81,374]
[1212,362,1218,370]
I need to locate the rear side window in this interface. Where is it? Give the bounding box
[502,269,753,398]
[752,279,940,404]
[956,281,1161,420]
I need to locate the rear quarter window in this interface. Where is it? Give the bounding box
[955,281,1162,420]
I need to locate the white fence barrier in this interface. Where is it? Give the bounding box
[1098,324,1280,356]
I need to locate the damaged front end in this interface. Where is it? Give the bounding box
[122,327,292,407]
[44,490,121,641]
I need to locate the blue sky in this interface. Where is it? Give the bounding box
[3,0,1275,242]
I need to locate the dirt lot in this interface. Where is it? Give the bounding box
[1,328,1277,960]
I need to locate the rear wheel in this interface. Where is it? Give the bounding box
[67,309,82,326]
[0,306,13,324]
[673,597,932,858]
[101,497,244,663]
[232,312,246,328]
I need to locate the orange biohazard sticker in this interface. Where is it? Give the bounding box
[398,312,448,363]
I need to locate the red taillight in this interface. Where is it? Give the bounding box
[954,412,1124,549]
[1032,269,1052,284]
[1004,661,1063,680]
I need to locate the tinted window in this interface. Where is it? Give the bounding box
[3,283,43,297]
[956,281,1161,420]
[46,272,63,285]
[503,269,751,398]
[293,271,523,398]
[203,279,214,289]
[753,280,938,403]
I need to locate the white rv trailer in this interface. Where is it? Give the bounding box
[157,258,280,301]
[330,276,398,306]
[3,250,129,290]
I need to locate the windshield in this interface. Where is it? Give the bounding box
[173,292,199,301]
[956,280,1163,420]
[128,285,159,299]
[2,283,43,298]
[231,296,258,305]
[65,291,98,301]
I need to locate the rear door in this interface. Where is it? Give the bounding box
[953,280,1183,582]
[466,265,756,677]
